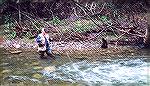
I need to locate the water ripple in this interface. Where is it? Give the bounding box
[43,58,149,85]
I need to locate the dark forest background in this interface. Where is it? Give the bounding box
[0,0,150,47]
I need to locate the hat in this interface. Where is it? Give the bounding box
[42,28,49,33]
[42,28,45,33]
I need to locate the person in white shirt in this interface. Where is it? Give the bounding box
[36,28,53,59]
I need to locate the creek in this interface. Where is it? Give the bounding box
[0,48,150,86]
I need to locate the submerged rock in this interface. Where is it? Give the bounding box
[10,50,22,54]
[1,69,12,74]
[43,66,56,73]
[32,73,42,79]
[33,66,43,70]
[31,62,40,66]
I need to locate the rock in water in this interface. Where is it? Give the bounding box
[32,73,42,79]
[1,70,12,74]
[43,66,56,73]
[10,50,22,54]
[33,66,43,70]
[31,62,40,66]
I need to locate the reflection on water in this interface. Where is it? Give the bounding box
[0,48,150,86]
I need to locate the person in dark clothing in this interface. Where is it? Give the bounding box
[101,38,108,48]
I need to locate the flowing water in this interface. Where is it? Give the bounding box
[0,48,150,86]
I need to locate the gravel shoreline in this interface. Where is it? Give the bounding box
[1,38,141,58]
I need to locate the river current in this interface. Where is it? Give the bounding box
[0,48,150,86]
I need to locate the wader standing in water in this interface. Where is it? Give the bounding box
[36,28,53,59]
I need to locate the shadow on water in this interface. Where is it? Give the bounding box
[0,48,150,86]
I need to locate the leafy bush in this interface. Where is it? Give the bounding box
[50,17,61,25]
[48,16,68,26]
[3,15,16,39]
[73,20,97,33]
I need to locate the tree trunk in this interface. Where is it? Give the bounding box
[17,0,21,23]
[144,13,150,48]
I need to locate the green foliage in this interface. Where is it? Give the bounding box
[0,0,6,5]
[73,20,96,33]
[62,28,70,33]
[4,30,16,39]
[24,32,33,39]
[4,15,14,26]
[99,16,108,22]
[49,16,68,26]
[3,15,16,39]
[33,21,44,30]
[51,17,61,25]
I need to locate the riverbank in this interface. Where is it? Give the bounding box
[1,38,148,59]
[1,39,150,86]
